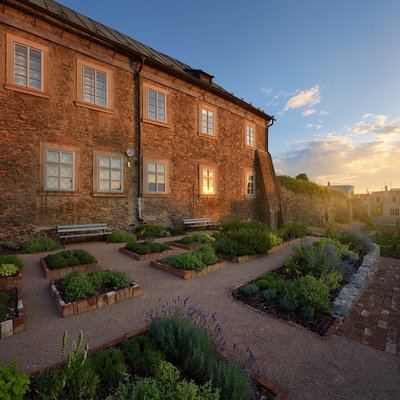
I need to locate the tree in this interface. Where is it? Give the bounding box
[296,173,309,181]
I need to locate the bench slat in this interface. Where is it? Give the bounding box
[61,232,112,239]
[58,227,109,234]
[57,223,108,230]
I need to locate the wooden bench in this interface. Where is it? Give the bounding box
[183,218,213,229]
[57,223,112,246]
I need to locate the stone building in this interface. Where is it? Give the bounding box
[369,187,400,224]
[0,0,281,240]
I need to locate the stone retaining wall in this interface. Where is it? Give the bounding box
[333,243,380,318]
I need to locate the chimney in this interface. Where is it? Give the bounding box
[385,185,388,191]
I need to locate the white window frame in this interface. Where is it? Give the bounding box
[98,155,123,193]
[200,167,216,195]
[45,149,74,191]
[201,108,215,135]
[82,66,108,107]
[245,124,255,147]
[147,89,166,122]
[146,161,167,193]
[12,41,43,90]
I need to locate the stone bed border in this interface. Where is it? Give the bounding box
[333,243,380,318]
[49,280,142,318]
[28,325,287,399]
[0,287,25,338]
[0,272,23,291]
[40,258,97,279]
[150,259,227,280]
[119,247,174,261]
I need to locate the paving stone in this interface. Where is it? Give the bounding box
[377,320,388,329]
[385,343,397,355]
[381,309,389,316]
[363,327,373,337]
[361,310,370,318]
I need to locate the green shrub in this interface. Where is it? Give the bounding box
[0,255,23,269]
[0,263,19,277]
[135,224,169,239]
[106,361,220,400]
[276,175,326,195]
[278,223,309,240]
[260,272,281,289]
[196,245,219,265]
[242,283,259,296]
[108,230,137,243]
[320,270,343,292]
[254,279,270,290]
[162,254,178,266]
[263,288,278,301]
[22,237,59,253]
[122,335,164,376]
[278,280,301,311]
[125,240,169,254]
[101,270,131,291]
[180,234,215,245]
[0,361,30,400]
[342,250,360,263]
[148,314,253,400]
[174,252,205,271]
[44,249,95,270]
[90,348,126,386]
[61,272,97,303]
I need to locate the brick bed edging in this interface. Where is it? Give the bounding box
[119,247,174,261]
[150,259,227,280]
[40,258,97,279]
[167,240,198,251]
[49,280,142,318]
[333,243,380,318]
[0,288,25,338]
[0,272,23,291]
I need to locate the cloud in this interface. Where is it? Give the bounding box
[302,108,317,117]
[261,87,273,96]
[304,123,323,129]
[273,133,400,192]
[320,110,329,116]
[283,85,321,112]
[346,114,400,137]
[260,87,294,107]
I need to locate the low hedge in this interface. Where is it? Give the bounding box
[162,245,218,271]
[0,255,23,270]
[44,249,96,270]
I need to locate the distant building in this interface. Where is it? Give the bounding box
[327,183,354,198]
[370,186,400,224]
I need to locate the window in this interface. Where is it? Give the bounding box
[147,162,166,193]
[147,89,166,122]
[245,124,255,147]
[201,108,215,135]
[45,149,74,191]
[390,208,400,216]
[82,66,108,107]
[98,156,123,192]
[245,170,256,196]
[6,34,48,96]
[13,43,42,90]
[200,166,216,195]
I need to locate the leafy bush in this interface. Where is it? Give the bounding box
[44,249,96,270]
[0,292,11,320]
[148,313,254,400]
[125,240,169,254]
[196,245,219,265]
[106,361,220,400]
[263,288,278,301]
[174,252,205,271]
[90,348,126,386]
[260,272,281,289]
[242,284,259,296]
[108,230,137,243]
[278,223,309,240]
[135,224,169,239]
[0,263,19,277]
[61,271,97,303]
[320,270,343,292]
[22,237,59,253]
[215,221,282,258]
[0,255,23,269]
[0,361,30,400]
[180,234,215,245]
[277,175,326,195]
[101,270,131,291]
[122,335,164,376]
[279,275,331,315]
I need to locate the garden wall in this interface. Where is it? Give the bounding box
[279,185,352,226]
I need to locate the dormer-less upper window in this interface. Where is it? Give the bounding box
[13,42,43,90]
[82,66,108,107]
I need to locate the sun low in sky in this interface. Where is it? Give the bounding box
[60,0,400,193]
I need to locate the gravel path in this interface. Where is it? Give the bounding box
[1,238,399,400]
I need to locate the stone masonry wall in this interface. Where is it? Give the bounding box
[0,9,136,241]
[280,186,351,226]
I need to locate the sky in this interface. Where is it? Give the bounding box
[59,0,400,193]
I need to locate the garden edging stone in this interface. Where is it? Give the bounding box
[40,258,97,279]
[333,243,380,318]
[119,247,174,261]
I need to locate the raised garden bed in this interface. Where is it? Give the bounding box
[49,269,141,317]
[0,271,23,291]
[119,240,173,261]
[233,235,371,336]
[40,249,97,279]
[168,233,215,251]
[150,259,226,279]
[0,288,25,338]
[26,300,286,400]
[0,255,24,290]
